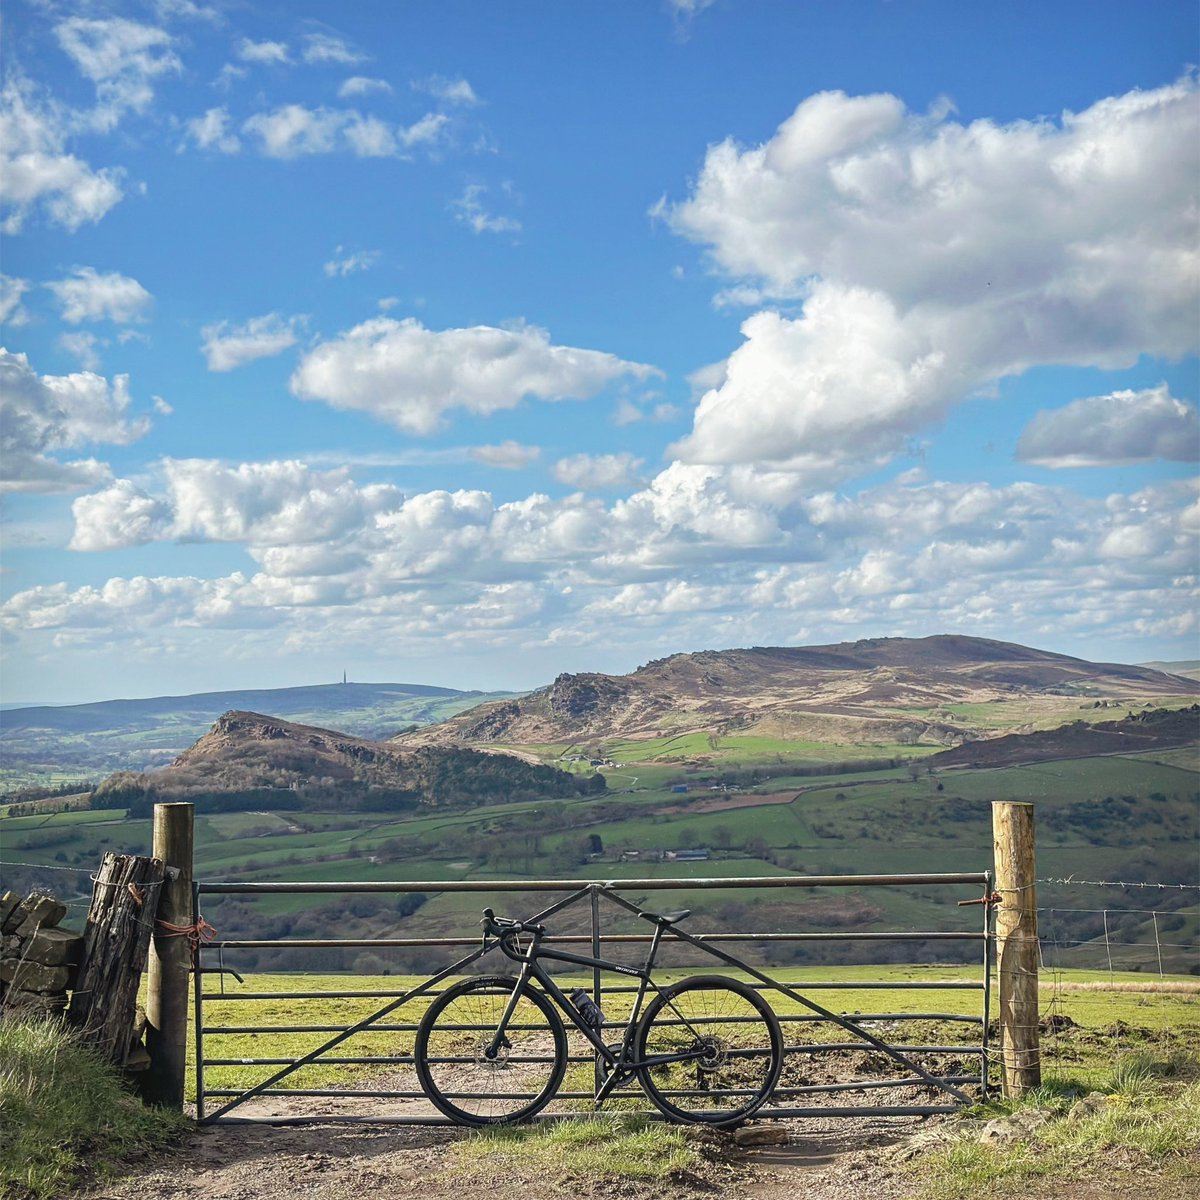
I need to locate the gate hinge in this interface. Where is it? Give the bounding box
[958,891,1002,908]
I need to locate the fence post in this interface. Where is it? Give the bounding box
[992,801,1040,1096]
[143,802,194,1108]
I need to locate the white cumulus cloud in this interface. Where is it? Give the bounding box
[0,275,30,325]
[55,16,181,130]
[0,80,125,233]
[236,38,290,65]
[0,348,150,493]
[553,452,644,491]
[398,112,448,148]
[665,79,1200,473]
[240,105,446,158]
[47,267,153,325]
[242,104,343,157]
[291,317,660,434]
[200,313,304,371]
[339,77,393,99]
[70,459,401,553]
[69,478,171,550]
[1017,385,1199,467]
[302,34,365,65]
[185,106,241,153]
[672,287,958,470]
[17,453,1196,670]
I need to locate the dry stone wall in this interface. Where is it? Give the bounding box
[0,890,84,1014]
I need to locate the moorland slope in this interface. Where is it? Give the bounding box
[390,635,1196,752]
[927,704,1200,768]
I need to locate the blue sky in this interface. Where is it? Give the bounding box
[1,0,1197,705]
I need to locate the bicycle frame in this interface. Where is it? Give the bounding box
[487,919,694,1103]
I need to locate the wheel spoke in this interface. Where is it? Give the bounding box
[416,978,566,1124]
[637,979,781,1124]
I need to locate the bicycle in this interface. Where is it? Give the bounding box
[413,904,783,1127]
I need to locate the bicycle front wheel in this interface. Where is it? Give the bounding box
[635,976,782,1125]
[414,975,567,1125]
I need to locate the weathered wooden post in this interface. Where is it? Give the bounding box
[992,801,1040,1096]
[67,854,165,1064]
[143,802,194,1108]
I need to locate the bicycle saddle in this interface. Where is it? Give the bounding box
[638,908,691,926]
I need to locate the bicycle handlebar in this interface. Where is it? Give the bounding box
[480,907,545,938]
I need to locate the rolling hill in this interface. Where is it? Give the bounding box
[0,681,517,788]
[390,635,1197,754]
[90,710,604,813]
[3,638,1194,976]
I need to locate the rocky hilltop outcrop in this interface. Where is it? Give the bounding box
[390,635,1197,752]
[93,710,602,810]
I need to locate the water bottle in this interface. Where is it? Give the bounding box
[569,987,604,1030]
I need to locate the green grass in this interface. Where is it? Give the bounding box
[449,1114,700,1182]
[0,807,127,831]
[3,751,1193,973]
[0,1015,186,1200]
[187,966,1200,1101]
[917,1073,1200,1199]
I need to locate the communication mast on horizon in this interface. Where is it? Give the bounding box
[342,670,347,685]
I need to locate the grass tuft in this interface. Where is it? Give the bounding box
[451,1115,702,1182]
[1109,1050,1158,1095]
[918,1074,1200,1199]
[0,1014,186,1200]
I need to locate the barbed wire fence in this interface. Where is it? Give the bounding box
[1035,876,1200,1076]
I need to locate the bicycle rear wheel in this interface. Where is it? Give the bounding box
[635,976,782,1125]
[414,975,567,1125]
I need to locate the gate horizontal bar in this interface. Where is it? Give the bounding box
[772,1105,963,1116]
[203,1014,981,1034]
[207,930,983,947]
[198,1104,964,1126]
[198,872,989,894]
[200,980,983,1000]
[197,1092,967,1121]
[785,1042,984,1055]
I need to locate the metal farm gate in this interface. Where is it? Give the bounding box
[192,872,995,1125]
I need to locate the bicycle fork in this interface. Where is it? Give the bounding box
[485,960,538,1060]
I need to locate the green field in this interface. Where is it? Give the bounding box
[188,965,1200,1104]
[2,749,1195,976]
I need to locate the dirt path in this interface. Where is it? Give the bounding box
[70,1108,1199,1200]
[70,1111,930,1200]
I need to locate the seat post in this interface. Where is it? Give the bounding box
[641,917,667,975]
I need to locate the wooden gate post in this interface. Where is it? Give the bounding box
[992,801,1041,1096]
[143,802,194,1108]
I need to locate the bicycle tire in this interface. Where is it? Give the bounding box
[635,975,782,1126]
[414,975,567,1125]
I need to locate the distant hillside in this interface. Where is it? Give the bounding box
[1142,661,1200,682]
[92,710,604,814]
[392,635,1197,752]
[927,705,1200,769]
[0,682,517,785]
